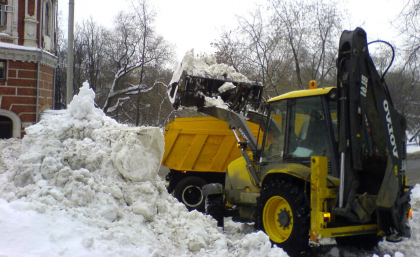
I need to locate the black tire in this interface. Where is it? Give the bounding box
[254,178,310,257]
[377,199,411,239]
[335,234,383,250]
[174,176,206,212]
[205,194,224,227]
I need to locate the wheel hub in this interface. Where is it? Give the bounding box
[182,185,203,208]
[277,209,291,228]
[263,195,294,243]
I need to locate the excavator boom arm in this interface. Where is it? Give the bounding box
[336,27,409,237]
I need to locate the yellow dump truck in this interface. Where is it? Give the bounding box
[162,116,260,211]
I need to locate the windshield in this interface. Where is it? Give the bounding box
[261,95,337,162]
[286,96,331,158]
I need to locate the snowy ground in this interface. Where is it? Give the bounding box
[0,83,419,257]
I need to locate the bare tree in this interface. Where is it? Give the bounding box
[72,28,86,96]
[100,0,175,126]
[395,0,420,69]
[212,30,244,73]
[212,0,343,99]
[392,0,420,131]
[269,0,343,89]
[269,0,307,89]
[56,1,175,127]
[54,13,67,109]
[237,8,294,97]
[212,8,296,99]
[305,1,341,86]
[130,0,173,126]
[78,18,108,93]
[101,11,145,112]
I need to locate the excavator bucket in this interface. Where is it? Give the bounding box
[169,71,263,114]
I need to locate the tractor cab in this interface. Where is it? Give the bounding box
[260,87,339,176]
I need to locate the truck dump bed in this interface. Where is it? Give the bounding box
[162,117,260,173]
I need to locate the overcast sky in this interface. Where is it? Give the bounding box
[58,0,406,62]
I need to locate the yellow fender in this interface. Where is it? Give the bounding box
[261,162,340,189]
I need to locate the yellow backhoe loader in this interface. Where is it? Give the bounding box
[168,28,412,256]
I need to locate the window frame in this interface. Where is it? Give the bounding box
[284,96,331,159]
[260,100,288,162]
[0,60,7,81]
[44,1,52,36]
[0,4,5,27]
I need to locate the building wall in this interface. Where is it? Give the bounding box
[0,0,58,138]
[0,60,54,137]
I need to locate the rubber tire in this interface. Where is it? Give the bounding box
[335,234,383,250]
[205,194,224,227]
[254,178,310,257]
[174,176,206,212]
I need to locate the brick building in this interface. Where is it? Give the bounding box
[0,0,58,138]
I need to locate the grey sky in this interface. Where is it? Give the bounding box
[58,0,406,62]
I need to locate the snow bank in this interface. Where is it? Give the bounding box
[407,144,420,154]
[0,82,286,256]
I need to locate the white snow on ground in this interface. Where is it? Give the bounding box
[0,82,287,257]
[374,183,420,257]
[407,144,420,154]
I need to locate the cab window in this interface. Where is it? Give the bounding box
[261,100,287,162]
[286,96,330,158]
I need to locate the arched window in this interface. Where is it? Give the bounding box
[0,110,21,138]
[0,115,13,139]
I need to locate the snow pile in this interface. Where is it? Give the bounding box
[218,82,236,93]
[170,49,249,86]
[0,82,286,256]
[168,50,248,110]
[203,83,237,109]
[407,144,420,154]
[204,95,229,109]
